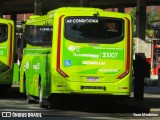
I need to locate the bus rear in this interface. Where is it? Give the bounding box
[53,8,132,96]
[0,19,14,90]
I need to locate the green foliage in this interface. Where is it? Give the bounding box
[130,8,137,34]
[130,8,136,25]
[129,7,160,38]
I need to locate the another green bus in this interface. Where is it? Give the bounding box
[0,18,14,92]
[18,7,133,107]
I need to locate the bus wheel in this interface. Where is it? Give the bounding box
[27,94,36,104]
[39,84,48,108]
[23,73,26,93]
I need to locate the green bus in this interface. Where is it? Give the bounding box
[18,7,133,107]
[0,18,14,92]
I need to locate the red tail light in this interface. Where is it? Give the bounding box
[117,18,130,79]
[8,23,13,66]
[56,15,69,77]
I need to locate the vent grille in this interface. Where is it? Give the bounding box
[81,86,106,91]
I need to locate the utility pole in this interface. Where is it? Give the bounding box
[80,0,90,7]
[0,2,4,18]
[34,0,42,15]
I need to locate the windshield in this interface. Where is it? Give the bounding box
[65,17,124,43]
[0,23,8,43]
[24,25,53,45]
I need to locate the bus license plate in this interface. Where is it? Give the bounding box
[87,77,99,82]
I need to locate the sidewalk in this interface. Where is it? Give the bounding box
[144,75,160,86]
[116,86,160,113]
[121,76,160,112]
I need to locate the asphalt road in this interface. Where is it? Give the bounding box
[0,86,159,119]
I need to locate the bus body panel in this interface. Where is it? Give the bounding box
[51,8,132,96]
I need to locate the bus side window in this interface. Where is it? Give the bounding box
[0,27,4,38]
[44,30,52,42]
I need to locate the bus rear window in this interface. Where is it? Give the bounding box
[64,17,124,43]
[24,25,52,46]
[0,24,8,43]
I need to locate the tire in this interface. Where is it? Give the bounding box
[39,83,48,108]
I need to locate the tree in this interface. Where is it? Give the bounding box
[129,7,160,38]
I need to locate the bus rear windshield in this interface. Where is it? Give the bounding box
[0,24,8,43]
[24,25,52,45]
[64,17,124,43]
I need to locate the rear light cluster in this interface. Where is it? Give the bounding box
[8,23,13,67]
[117,18,130,79]
[57,15,69,77]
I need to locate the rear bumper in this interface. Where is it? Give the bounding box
[51,75,132,96]
[50,69,132,95]
[66,82,130,95]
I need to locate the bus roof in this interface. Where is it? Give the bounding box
[47,7,103,15]
[26,7,131,24]
[0,18,14,24]
[46,7,131,17]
